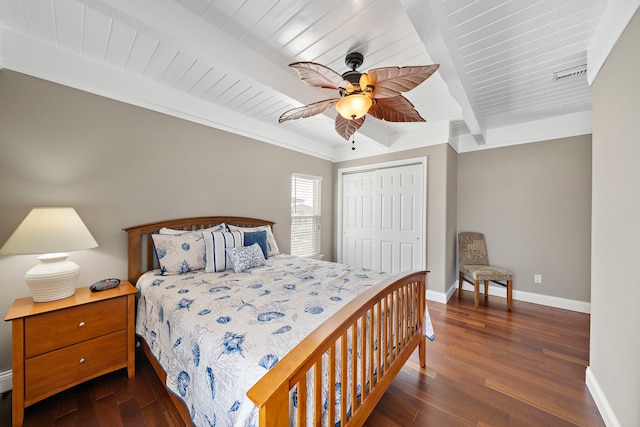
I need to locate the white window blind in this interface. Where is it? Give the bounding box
[291,173,321,257]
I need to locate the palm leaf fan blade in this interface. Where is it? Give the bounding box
[369,64,439,98]
[279,98,340,123]
[335,115,365,140]
[289,62,351,91]
[368,96,425,122]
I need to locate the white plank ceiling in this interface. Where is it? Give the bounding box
[0,0,607,161]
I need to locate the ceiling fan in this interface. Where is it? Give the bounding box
[279,52,439,144]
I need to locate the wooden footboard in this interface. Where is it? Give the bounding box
[247,270,428,427]
[125,217,428,427]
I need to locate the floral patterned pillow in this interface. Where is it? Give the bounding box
[226,243,266,273]
[151,231,206,275]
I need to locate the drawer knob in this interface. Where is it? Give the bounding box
[78,322,86,327]
[79,358,86,364]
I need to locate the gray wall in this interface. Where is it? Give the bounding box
[0,70,334,373]
[333,143,459,296]
[457,136,592,301]
[590,9,640,427]
[445,145,458,289]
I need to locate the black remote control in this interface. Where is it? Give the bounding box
[90,278,121,292]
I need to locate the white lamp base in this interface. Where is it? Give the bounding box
[24,253,80,302]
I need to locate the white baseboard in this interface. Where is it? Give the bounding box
[426,289,449,303]
[586,366,621,427]
[447,281,591,313]
[0,370,11,394]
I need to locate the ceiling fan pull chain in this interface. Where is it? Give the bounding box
[351,135,356,150]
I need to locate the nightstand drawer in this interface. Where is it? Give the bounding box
[25,297,126,357]
[24,330,127,404]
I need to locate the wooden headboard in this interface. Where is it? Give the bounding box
[122,216,275,284]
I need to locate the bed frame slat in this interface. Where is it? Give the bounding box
[314,360,322,423]
[360,319,364,404]
[351,320,358,412]
[328,344,336,425]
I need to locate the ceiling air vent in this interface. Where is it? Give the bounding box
[552,64,588,82]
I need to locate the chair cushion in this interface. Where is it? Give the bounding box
[461,265,513,281]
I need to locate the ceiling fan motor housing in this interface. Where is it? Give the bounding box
[342,69,363,86]
[340,52,374,98]
[345,52,364,70]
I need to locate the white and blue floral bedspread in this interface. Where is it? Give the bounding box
[135,254,434,427]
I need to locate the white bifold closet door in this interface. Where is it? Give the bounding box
[341,163,424,273]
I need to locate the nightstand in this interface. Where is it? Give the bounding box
[4,281,137,427]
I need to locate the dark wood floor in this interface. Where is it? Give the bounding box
[1,290,604,426]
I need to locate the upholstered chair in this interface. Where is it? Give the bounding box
[458,232,513,310]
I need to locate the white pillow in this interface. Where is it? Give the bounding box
[226,243,266,273]
[159,223,226,235]
[159,227,188,235]
[204,223,227,233]
[203,231,243,272]
[227,224,279,257]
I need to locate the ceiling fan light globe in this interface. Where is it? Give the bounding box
[336,94,372,120]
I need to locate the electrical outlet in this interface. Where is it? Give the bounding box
[534,274,542,284]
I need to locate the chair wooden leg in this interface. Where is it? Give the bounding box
[473,279,480,308]
[484,280,489,296]
[507,279,513,310]
[458,271,463,296]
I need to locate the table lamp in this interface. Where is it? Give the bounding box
[0,207,98,302]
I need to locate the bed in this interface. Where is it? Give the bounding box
[124,216,431,427]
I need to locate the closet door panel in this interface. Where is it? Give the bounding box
[341,162,424,273]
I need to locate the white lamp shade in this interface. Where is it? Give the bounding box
[1,207,98,302]
[0,207,98,255]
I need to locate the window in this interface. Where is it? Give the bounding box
[291,173,321,257]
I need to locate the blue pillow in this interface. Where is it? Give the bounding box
[244,230,268,259]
